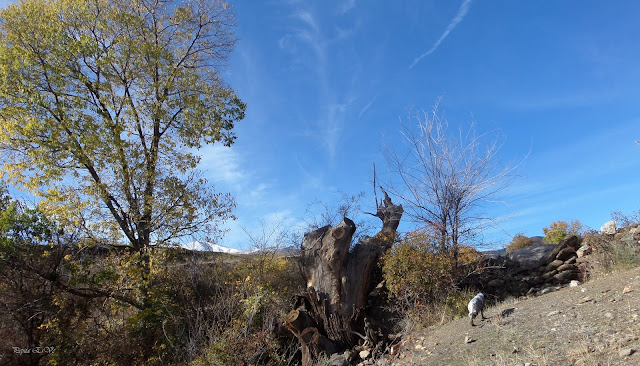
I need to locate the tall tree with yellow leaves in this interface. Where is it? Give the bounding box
[0,0,245,251]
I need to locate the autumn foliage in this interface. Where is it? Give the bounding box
[382,229,483,326]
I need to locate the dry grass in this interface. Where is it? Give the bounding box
[397,266,640,366]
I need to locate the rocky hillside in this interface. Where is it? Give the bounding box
[384,266,640,366]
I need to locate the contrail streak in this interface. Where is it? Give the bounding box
[409,0,473,69]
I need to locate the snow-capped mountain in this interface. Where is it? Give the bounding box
[181,241,299,255]
[182,241,253,254]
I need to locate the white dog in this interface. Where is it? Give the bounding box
[468,293,487,326]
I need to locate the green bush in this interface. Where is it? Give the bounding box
[542,220,584,244]
[506,233,536,253]
[382,230,483,328]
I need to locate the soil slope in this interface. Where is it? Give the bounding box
[392,266,640,366]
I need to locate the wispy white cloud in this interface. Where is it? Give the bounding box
[409,0,473,69]
[338,0,357,15]
[199,144,245,185]
[278,5,360,160]
[277,9,325,67]
[358,97,375,119]
[322,97,356,157]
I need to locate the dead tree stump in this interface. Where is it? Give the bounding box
[285,190,403,365]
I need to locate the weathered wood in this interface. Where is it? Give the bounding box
[284,309,315,335]
[372,187,404,238]
[287,189,403,365]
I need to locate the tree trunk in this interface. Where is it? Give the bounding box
[285,190,403,365]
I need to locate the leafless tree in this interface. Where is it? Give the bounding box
[384,100,520,265]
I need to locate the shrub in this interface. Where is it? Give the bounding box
[1,185,304,365]
[383,234,455,303]
[542,220,584,244]
[506,233,536,253]
[382,230,483,329]
[611,209,640,228]
[586,227,640,274]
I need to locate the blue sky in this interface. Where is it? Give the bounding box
[1,0,639,250]
[212,0,640,249]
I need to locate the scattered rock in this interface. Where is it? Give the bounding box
[578,296,594,304]
[619,347,635,357]
[464,335,475,344]
[601,220,617,235]
[547,310,561,317]
[539,287,555,295]
[570,280,580,287]
[359,350,370,360]
[577,245,592,258]
[390,342,402,356]
[328,353,349,366]
[500,308,516,317]
[623,287,633,294]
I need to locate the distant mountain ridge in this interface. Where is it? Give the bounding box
[182,241,299,255]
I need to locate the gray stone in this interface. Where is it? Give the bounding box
[539,287,555,295]
[555,247,576,261]
[328,353,349,366]
[556,263,578,272]
[542,270,557,281]
[562,234,580,249]
[546,259,564,272]
[576,245,592,258]
[359,350,370,360]
[508,244,559,270]
[619,348,635,357]
[601,220,617,235]
[554,270,580,282]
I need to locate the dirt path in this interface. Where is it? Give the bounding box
[389,267,640,366]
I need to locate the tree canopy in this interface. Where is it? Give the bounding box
[0,0,246,250]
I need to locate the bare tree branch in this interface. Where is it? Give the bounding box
[383,100,522,264]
